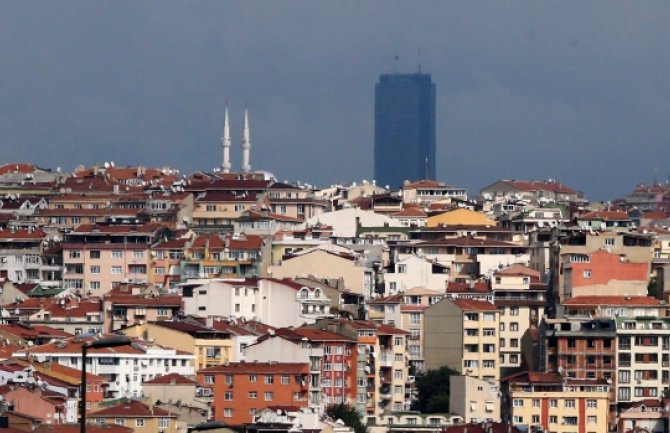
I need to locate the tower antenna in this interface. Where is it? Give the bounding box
[418,45,422,73]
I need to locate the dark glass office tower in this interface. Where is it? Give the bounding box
[374,73,436,189]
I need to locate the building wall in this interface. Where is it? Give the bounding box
[449,375,500,423]
[197,367,309,424]
[508,390,609,433]
[269,250,371,296]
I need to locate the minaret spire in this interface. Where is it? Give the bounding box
[241,108,251,173]
[221,105,231,173]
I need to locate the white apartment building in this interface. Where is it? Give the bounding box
[180,278,332,328]
[14,338,194,399]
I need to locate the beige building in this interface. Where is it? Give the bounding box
[121,321,234,371]
[424,298,499,384]
[504,371,609,433]
[492,264,547,372]
[269,247,374,297]
[449,375,500,424]
[90,400,179,433]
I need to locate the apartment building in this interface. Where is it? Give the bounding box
[0,228,51,284]
[90,400,179,433]
[550,230,653,304]
[503,371,609,433]
[122,320,234,370]
[492,264,547,373]
[196,362,309,424]
[424,299,499,384]
[615,316,670,404]
[15,337,195,399]
[61,223,168,295]
[102,289,182,332]
[180,278,331,328]
[449,375,500,424]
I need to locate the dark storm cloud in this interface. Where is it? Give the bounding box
[1,1,669,199]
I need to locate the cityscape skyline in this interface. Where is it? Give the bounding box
[2,3,670,201]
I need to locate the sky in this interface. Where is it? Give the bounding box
[1,2,670,200]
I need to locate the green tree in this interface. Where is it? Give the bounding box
[326,403,367,433]
[411,366,459,413]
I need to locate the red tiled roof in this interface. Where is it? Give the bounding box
[143,373,198,385]
[0,164,40,175]
[190,234,226,250]
[393,207,427,217]
[90,400,176,418]
[104,295,182,307]
[196,191,261,202]
[504,179,576,194]
[228,234,264,250]
[153,238,190,250]
[291,327,356,342]
[198,362,308,375]
[0,228,46,239]
[562,296,661,307]
[33,424,134,433]
[0,323,72,340]
[446,281,491,294]
[494,263,541,278]
[450,298,497,311]
[579,211,629,221]
[73,223,163,233]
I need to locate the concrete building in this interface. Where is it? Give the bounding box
[449,375,500,424]
[89,400,179,433]
[424,298,499,384]
[180,278,331,328]
[14,337,195,399]
[121,321,235,371]
[492,264,547,373]
[503,371,609,433]
[196,362,309,425]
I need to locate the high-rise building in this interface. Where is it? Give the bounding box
[374,72,436,189]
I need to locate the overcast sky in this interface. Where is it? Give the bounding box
[2,2,669,200]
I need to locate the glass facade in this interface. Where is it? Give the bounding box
[374,73,436,189]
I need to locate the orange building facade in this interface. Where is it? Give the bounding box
[197,362,309,425]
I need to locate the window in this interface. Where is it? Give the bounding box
[111,266,122,275]
[587,399,597,409]
[90,250,101,259]
[397,264,407,274]
[265,375,274,384]
[223,409,233,418]
[90,281,100,290]
[155,267,165,275]
[512,399,524,407]
[550,399,558,408]
[409,312,421,325]
[483,328,495,336]
[132,251,144,259]
[204,375,214,384]
[69,251,81,259]
[224,391,233,401]
[248,391,257,399]
[281,375,290,385]
[565,399,576,408]
[532,399,540,408]
[249,375,257,382]
[264,392,273,401]
[114,419,124,426]
[135,419,145,427]
[583,269,592,278]
[509,307,519,316]
[549,416,557,424]
[510,322,519,332]
[605,237,615,246]
[90,265,100,274]
[111,251,123,259]
[225,375,233,385]
[587,416,597,424]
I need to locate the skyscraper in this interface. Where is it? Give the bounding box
[374,72,436,189]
